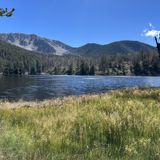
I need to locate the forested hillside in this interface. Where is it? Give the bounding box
[0,40,44,74]
[0,39,160,76]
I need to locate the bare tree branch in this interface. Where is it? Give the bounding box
[0,8,15,17]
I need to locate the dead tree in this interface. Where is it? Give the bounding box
[155,35,160,58]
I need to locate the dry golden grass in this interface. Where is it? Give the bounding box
[0,88,160,160]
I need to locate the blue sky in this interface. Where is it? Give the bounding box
[0,0,159,47]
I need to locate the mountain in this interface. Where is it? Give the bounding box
[0,33,157,57]
[72,41,157,56]
[0,33,72,55]
[0,37,159,76]
[0,40,85,75]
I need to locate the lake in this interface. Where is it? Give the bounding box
[0,75,160,101]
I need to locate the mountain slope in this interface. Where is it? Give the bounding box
[73,41,157,56]
[0,39,45,73]
[0,38,159,76]
[0,33,72,55]
[0,33,157,57]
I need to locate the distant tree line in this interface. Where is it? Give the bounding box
[2,53,160,76]
[96,52,160,76]
[44,51,160,76]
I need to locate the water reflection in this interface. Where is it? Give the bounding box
[0,75,160,101]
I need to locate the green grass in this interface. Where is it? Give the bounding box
[0,88,160,159]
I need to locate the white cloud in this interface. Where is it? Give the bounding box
[144,30,160,37]
[141,23,160,38]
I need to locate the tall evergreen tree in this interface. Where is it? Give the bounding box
[89,65,95,75]
[67,64,73,75]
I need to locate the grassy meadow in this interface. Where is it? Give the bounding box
[0,88,160,159]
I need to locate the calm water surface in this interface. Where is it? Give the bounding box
[0,75,160,101]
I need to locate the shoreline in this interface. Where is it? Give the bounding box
[1,73,160,77]
[0,87,158,108]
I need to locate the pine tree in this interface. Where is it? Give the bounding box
[36,60,42,74]
[54,67,58,75]
[67,64,73,75]
[89,65,95,75]
[99,56,107,74]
